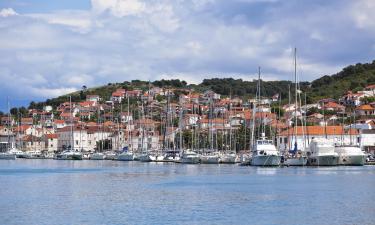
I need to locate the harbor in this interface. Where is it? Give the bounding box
[0,159,374,225]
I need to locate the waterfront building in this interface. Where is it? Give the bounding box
[277,126,359,153]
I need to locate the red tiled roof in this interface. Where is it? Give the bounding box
[279,126,358,136]
[357,104,374,110]
[45,133,58,139]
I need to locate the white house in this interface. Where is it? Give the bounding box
[360,129,375,154]
[277,126,359,153]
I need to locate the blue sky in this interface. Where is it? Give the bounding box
[0,0,374,111]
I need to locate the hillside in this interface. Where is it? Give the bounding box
[308,61,375,100]
[27,60,375,110]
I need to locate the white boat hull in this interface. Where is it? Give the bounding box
[307,155,338,166]
[56,151,83,160]
[251,155,281,166]
[117,153,134,161]
[0,152,16,160]
[338,155,365,166]
[219,155,237,164]
[284,156,307,166]
[139,154,152,162]
[181,156,200,164]
[200,155,220,164]
[90,154,105,160]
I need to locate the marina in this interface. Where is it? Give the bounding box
[0,159,374,225]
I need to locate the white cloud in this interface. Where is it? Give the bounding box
[0,0,374,109]
[0,8,18,17]
[351,0,375,31]
[91,0,145,17]
[28,11,92,32]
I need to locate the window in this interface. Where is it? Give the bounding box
[76,140,78,145]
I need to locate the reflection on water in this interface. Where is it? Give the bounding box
[0,160,374,225]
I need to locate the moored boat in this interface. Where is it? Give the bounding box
[0,152,16,160]
[180,150,200,164]
[335,145,365,166]
[90,152,105,160]
[251,134,281,166]
[56,150,83,160]
[307,138,338,166]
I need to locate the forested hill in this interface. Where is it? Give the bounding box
[29,60,375,109]
[308,61,375,100]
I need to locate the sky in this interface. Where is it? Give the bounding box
[0,0,374,111]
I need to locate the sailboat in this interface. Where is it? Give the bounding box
[117,146,134,161]
[251,67,281,166]
[219,96,236,164]
[283,48,307,166]
[117,97,134,161]
[56,96,82,160]
[0,99,16,160]
[200,97,220,164]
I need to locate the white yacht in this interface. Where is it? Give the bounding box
[90,152,105,160]
[0,152,16,160]
[25,150,43,159]
[56,150,83,160]
[180,150,200,164]
[104,151,117,160]
[219,152,237,164]
[153,153,166,162]
[200,151,220,164]
[307,138,338,166]
[8,148,27,158]
[164,150,180,162]
[251,134,281,166]
[139,152,153,162]
[117,151,134,161]
[334,145,365,166]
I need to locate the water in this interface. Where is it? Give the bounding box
[0,160,374,225]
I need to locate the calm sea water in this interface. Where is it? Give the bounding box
[0,160,374,225]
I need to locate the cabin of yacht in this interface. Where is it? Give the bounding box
[307,138,338,166]
[251,135,281,166]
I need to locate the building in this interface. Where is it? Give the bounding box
[21,117,34,125]
[360,129,375,154]
[277,126,359,152]
[355,105,375,116]
[86,95,101,102]
[57,125,112,152]
[44,133,58,153]
[21,135,44,152]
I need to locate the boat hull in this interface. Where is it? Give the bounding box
[117,153,134,161]
[219,155,237,164]
[200,155,219,164]
[307,155,338,166]
[284,156,307,166]
[56,154,83,160]
[181,157,200,164]
[338,155,365,166]
[90,154,105,160]
[0,153,16,160]
[251,155,281,166]
[139,154,152,162]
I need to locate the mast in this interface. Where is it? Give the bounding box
[7,97,11,151]
[69,96,73,151]
[293,48,298,152]
[178,102,184,153]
